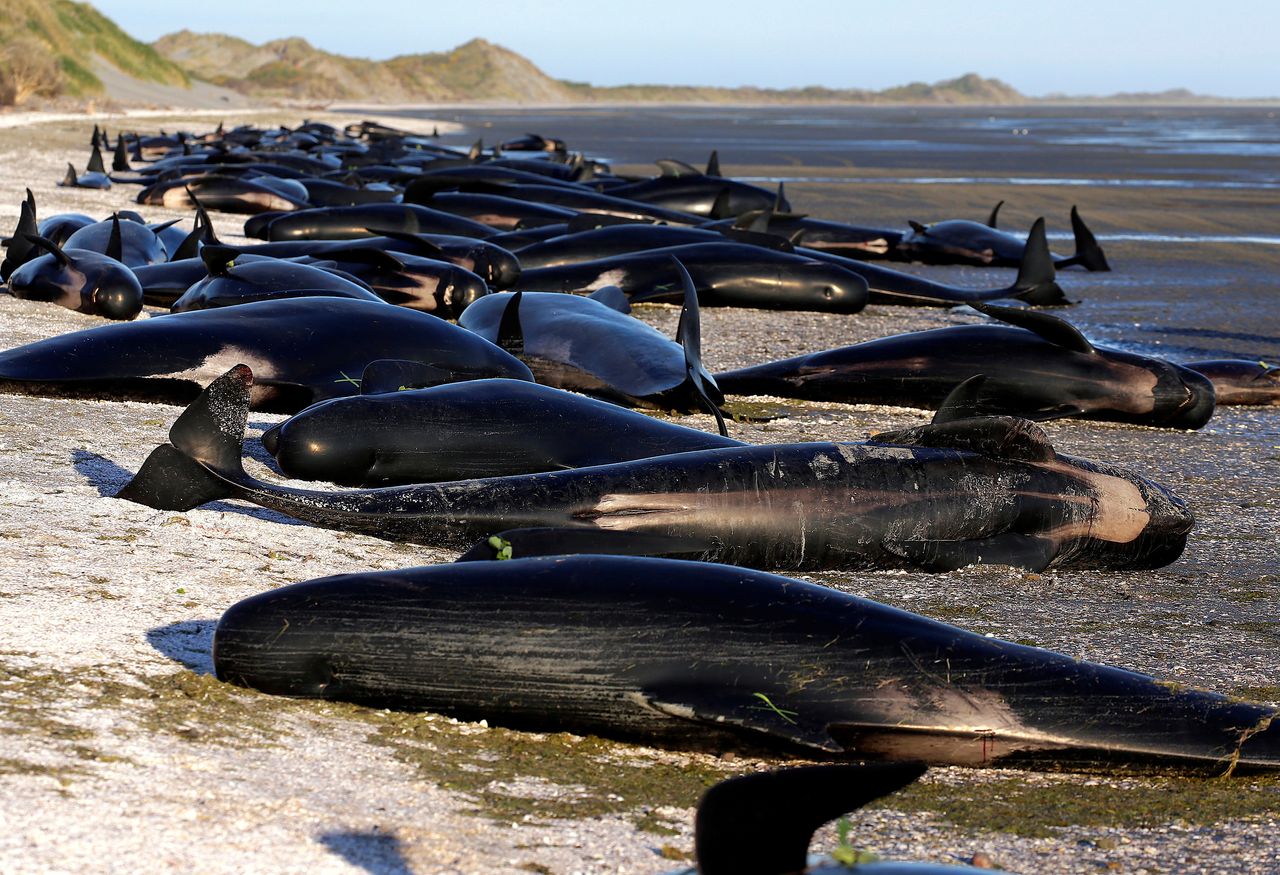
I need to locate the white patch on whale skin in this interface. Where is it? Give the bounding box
[809,453,840,479]
[1037,460,1152,544]
[588,269,628,290]
[836,442,914,462]
[167,345,280,388]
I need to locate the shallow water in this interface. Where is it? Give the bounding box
[376,105,1280,187]
[360,104,1280,365]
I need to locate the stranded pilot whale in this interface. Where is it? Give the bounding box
[211,555,1278,773]
[0,298,531,412]
[513,241,871,313]
[714,304,1217,429]
[261,376,743,487]
[117,364,1193,573]
[896,204,1110,272]
[6,234,144,321]
[460,259,726,424]
[1186,360,1280,406]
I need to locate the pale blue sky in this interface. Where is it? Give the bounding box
[100,0,1277,97]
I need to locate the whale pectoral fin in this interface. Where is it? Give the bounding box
[931,375,986,425]
[970,302,1095,354]
[656,158,701,178]
[640,689,844,753]
[587,285,631,313]
[887,533,1057,572]
[454,527,713,562]
[871,416,1057,463]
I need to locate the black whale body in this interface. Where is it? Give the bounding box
[117,365,1193,573]
[513,242,871,313]
[715,304,1217,429]
[211,555,1279,773]
[262,378,743,487]
[0,299,531,412]
[458,288,720,412]
[895,205,1111,272]
[510,223,1064,308]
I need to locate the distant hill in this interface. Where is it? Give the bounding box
[154,33,580,103]
[155,30,1026,106]
[0,0,188,102]
[0,2,1263,108]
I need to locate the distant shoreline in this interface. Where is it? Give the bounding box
[328,99,1280,112]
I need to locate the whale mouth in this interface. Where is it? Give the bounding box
[1162,366,1217,429]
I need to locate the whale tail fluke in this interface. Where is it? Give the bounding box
[694,764,927,875]
[115,366,252,511]
[986,199,1004,228]
[1066,206,1111,272]
[1,193,39,281]
[1009,217,1071,307]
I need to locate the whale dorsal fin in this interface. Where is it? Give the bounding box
[468,139,483,161]
[656,158,701,178]
[907,220,928,234]
[60,164,78,187]
[705,150,721,177]
[971,302,1095,354]
[870,416,1057,463]
[986,200,1004,229]
[106,214,123,262]
[694,764,928,875]
[496,291,524,355]
[199,244,241,277]
[708,188,734,220]
[774,182,786,212]
[113,134,132,172]
[23,234,70,266]
[587,285,630,313]
[87,144,106,175]
[672,257,728,437]
[932,375,986,424]
[90,124,100,150]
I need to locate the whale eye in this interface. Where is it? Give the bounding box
[822,286,834,300]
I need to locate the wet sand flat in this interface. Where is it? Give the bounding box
[0,109,1277,874]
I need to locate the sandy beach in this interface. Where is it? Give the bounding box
[0,108,1276,875]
